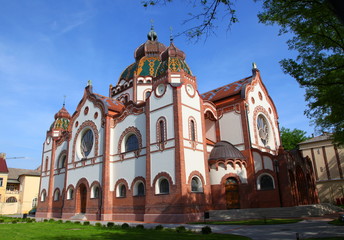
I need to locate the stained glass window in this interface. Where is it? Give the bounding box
[125,134,139,152]
[137,182,144,196]
[159,179,169,194]
[257,115,269,146]
[81,129,93,157]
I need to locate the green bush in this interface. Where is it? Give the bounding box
[43,219,48,222]
[48,219,55,222]
[11,220,17,224]
[0,219,4,223]
[83,221,90,226]
[95,222,102,227]
[155,225,164,230]
[56,220,63,224]
[74,221,81,225]
[107,222,115,228]
[121,223,130,229]
[65,220,71,224]
[201,226,212,234]
[136,224,144,229]
[27,219,33,223]
[176,226,186,233]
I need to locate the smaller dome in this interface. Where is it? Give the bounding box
[54,106,71,120]
[209,141,245,161]
[52,106,71,131]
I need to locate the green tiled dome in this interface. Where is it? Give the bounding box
[157,57,192,76]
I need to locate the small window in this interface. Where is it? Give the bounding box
[92,186,100,199]
[138,80,143,84]
[190,120,196,141]
[145,91,151,99]
[58,154,66,169]
[6,197,17,203]
[259,174,274,190]
[191,177,203,192]
[0,177,3,187]
[53,189,60,201]
[45,157,49,172]
[257,114,269,146]
[41,191,46,202]
[135,182,145,196]
[81,129,94,157]
[119,185,126,197]
[159,178,169,194]
[32,198,38,208]
[159,120,165,143]
[125,134,139,152]
[67,188,74,200]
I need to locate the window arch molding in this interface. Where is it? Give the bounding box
[114,179,129,198]
[66,185,75,200]
[188,116,198,148]
[72,120,99,162]
[6,197,17,203]
[143,89,152,100]
[40,189,47,202]
[187,171,205,193]
[90,181,101,199]
[118,126,143,155]
[152,172,173,195]
[130,176,146,197]
[56,150,67,169]
[256,172,275,190]
[156,117,167,150]
[53,188,60,201]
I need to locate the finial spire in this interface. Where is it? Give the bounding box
[252,62,258,69]
[169,26,174,43]
[63,95,66,107]
[88,80,92,86]
[147,19,158,41]
[150,19,154,30]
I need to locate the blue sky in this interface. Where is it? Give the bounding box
[0,0,313,169]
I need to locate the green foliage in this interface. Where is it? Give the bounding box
[107,222,115,228]
[136,224,145,229]
[12,220,17,224]
[175,226,186,233]
[0,219,4,223]
[155,224,164,230]
[48,219,55,222]
[258,0,344,146]
[56,220,63,224]
[65,220,71,224]
[43,219,48,222]
[95,222,102,227]
[280,127,309,150]
[121,223,130,229]
[74,221,80,225]
[83,221,90,226]
[201,226,212,234]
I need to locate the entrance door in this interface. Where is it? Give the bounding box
[79,184,87,213]
[225,177,240,209]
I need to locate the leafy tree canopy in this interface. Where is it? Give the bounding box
[280,127,309,151]
[258,0,344,146]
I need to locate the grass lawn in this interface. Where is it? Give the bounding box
[0,221,251,240]
[190,218,302,225]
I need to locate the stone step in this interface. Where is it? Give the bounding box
[70,213,87,220]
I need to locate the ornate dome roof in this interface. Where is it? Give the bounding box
[52,106,71,131]
[156,42,192,76]
[209,141,245,161]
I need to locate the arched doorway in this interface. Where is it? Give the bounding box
[78,183,87,213]
[225,177,240,209]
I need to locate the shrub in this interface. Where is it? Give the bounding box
[27,219,33,223]
[31,218,36,222]
[201,226,212,234]
[48,219,55,222]
[83,221,90,226]
[56,220,63,224]
[176,226,186,233]
[107,222,115,228]
[65,220,71,224]
[121,223,130,229]
[43,219,48,222]
[155,225,164,230]
[74,221,81,225]
[0,219,4,223]
[95,222,102,227]
[136,224,144,229]
[12,220,17,224]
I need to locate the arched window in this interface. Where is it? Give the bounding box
[145,91,151,99]
[257,114,269,146]
[159,178,169,194]
[32,198,38,208]
[67,188,74,200]
[81,129,94,157]
[41,191,46,202]
[159,120,165,143]
[58,154,66,169]
[6,197,17,203]
[258,174,274,190]
[119,185,126,197]
[125,134,139,152]
[191,176,203,192]
[45,157,49,172]
[53,189,60,201]
[91,186,100,199]
[134,182,145,196]
[190,120,196,141]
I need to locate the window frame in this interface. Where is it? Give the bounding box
[191,176,203,193]
[157,178,169,195]
[257,173,275,190]
[80,128,94,158]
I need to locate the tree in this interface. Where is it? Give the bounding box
[258,0,344,146]
[280,127,309,151]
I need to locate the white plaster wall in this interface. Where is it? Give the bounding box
[43,137,53,152]
[180,84,201,109]
[150,105,175,144]
[263,155,274,171]
[54,142,68,168]
[40,176,49,193]
[150,84,173,112]
[112,113,146,155]
[137,85,152,102]
[253,151,263,173]
[184,149,207,184]
[42,152,51,172]
[53,174,65,191]
[182,105,202,142]
[111,156,146,191]
[113,88,133,101]
[66,164,102,187]
[209,164,247,185]
[205,119,216,142]
[151,149,175,186]
[219,111,244,145]
[69,99,104,163]
[246,82,281,151]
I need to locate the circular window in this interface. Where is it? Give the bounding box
[257,115,269,146]
[185,84,195,97]
[155,84,166,97]
[80,129,94,157]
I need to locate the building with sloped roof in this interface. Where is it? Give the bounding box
[0,153,40,214]
[36,28,318,223]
